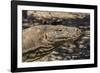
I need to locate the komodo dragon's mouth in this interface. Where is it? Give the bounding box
[52,37,69,42]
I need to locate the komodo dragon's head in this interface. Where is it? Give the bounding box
[43,25,81,44]
[22,25,81,62]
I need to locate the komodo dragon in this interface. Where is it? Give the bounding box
[22,25,81,62]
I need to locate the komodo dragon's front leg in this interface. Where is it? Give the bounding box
[22,45,54,62]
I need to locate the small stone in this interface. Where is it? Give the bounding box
[78,41,84,44]
[79,45,84,48]
[52,51,59,55]
[56,56,62,60]
[67,49,74,53]
[82,36,89,40]
[85,31,90,35]
[34,23,40,25]
[72,55,78,59]
[70,44,76,48]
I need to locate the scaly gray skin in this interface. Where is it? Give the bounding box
[22,25,81,62]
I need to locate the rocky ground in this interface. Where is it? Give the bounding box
[22,10,90,61]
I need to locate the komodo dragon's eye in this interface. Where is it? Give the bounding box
[56,29,62,31]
